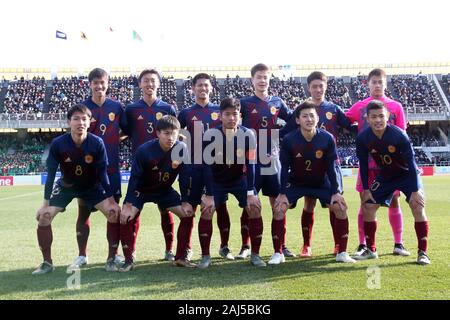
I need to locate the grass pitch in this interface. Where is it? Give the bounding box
[0,176,449,300]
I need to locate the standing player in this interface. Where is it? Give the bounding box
[123,69,178,262]
[280,71,357,257]
[32,104,121,275]
[119,115,197,270]
[346,68,410,257]
[178,73,234,261]
[273,101,355,264]
[68,68,126,273]
[199,97,265,268]
[355,100,430,265]
[238,63,294,261]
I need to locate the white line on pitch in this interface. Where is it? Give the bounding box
[0,191,42,201]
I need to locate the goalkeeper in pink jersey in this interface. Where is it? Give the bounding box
[346,68,410,258]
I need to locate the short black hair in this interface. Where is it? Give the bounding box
[220,97,241,112]
[251,63,269,77]
[306,71,327,86]
[156,115,180,131]
[88,68,108,82]
[138,68,161,83]
[368,68,387,82]
[192,73,211,86]
[294,100,317,118]
[67,104,92,120]
[366,99,386,115]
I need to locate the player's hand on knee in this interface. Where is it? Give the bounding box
[274,194,289,215]
[273,209,285,221]
[200,195,215,217]
[120,203,135,225]
[246,195,261,217]
[362,189,376,204]
[331,193,348,212]
[36,201,51,222]
[108,203,121,222]
[181,202,195,217]
[37,210,52,225]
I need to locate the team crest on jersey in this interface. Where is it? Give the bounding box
[211,112,219,121]
[85,155,93,164]
[388,145,396,153]
[156,112,163,120]
[172,160,180,169]
[137,115,144,120]
[315,150,323,159]
[108,112,115,122]
[326,112,333,120]
[270,106,277,115]
[236,149,244,157]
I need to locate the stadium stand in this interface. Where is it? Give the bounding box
[325,78,353,109]
[1,71,450,174]
[223,74,253,99]
[3,77,46,115]
[0,133,58,175]
[391,74,442,113]
[47,76,90,114]
[108,75,138,106]
[269,76,307,109]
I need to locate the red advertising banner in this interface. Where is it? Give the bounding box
[0,176,14,186]
[420,166,434,176]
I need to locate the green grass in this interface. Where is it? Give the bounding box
[0,176,449,300]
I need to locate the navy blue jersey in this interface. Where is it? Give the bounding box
[83,97,126,174]
[125,140,190,200]
[280,128,342,195]
[203,125,256,191]
[280,100,356,140]
[241,95,291,161]
[123,99,177,156]
[45,133,110,199]
[177,102,221,162]
[356,124,420,191]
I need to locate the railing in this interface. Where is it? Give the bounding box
[0,113,67,121]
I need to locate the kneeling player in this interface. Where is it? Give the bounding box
[355,100,430,265]
[274,101,355,264]
[33,104,121,275]
[119,115,197,271]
